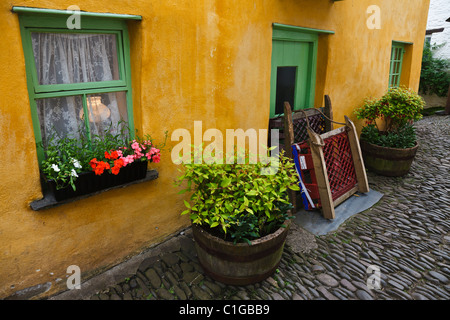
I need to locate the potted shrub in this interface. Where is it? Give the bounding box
[41,124,167,201]
[354,86,425,176]
[175,149,300,285]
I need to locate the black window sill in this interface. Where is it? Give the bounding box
[30,169,158,211]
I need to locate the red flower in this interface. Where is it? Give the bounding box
[105,150,120,160]
[114,158,124,168]
[94,165,105,176]
[111,166,120,175]
[89,158,99,170]
[152,153,161,163]
[111,158,124,175]
[91,160,110,175]
[110,150,119,160]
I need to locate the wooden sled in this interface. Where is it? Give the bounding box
[285,101,369,219]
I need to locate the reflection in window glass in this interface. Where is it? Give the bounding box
[85,91,129,139]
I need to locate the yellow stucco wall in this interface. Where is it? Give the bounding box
[0,0,429,298]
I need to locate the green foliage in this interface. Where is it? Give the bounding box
[226,213,260,245]
[355,86,424,133]
[41,137,85,191]
[419,41,450,97]
[175,150,299,244]
[360,124,417,149]
[82,122,131,167]
[355,86,424,149]
[226,201,294,245]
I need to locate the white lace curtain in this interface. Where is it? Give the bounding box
[31,33,127,146]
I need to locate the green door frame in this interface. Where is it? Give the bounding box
[270,23,334,118]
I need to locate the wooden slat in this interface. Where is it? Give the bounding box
[324,95,333,132]
[333,185,358,208]
[320,126,346,140]
[283,102,295,159]
[307,127,335,219]
[345,116,369,193]
[283,102,297,212]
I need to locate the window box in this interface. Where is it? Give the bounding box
[31,166,159,211]
[43,160,149,202]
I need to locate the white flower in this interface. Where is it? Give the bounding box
[71,158,82,169]
[70,169,78,178]
[51,164,60,172]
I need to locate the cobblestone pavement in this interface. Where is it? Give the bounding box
[88,115,449,301]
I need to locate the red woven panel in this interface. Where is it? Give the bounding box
[322,130,357,201]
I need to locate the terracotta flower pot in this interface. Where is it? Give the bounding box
[359,139,419,177]
[192,219,291,285]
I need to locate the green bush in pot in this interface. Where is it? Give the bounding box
[354,86,425,148]
[175,149,300,245]
[354,86,426,176]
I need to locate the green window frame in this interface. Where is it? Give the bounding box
[15,8,139,164]
[389,42,405,88]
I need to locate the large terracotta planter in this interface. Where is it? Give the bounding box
[360,139,419,177]
[192,219,290,285]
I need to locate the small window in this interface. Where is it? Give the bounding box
[389,42,405,88]
[17,11,135,163]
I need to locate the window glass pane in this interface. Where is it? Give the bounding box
[31,33,120,85]
[36,95,86,147]
[85,91,129,139]
[394,48,400,61]
[395,61,400,74]
[275,66,297,115]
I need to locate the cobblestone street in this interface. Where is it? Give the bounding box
[56,115,450,301]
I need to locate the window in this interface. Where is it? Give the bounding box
[16,8,138,163]
[389,42,405,88]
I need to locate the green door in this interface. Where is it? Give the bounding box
[270,28,318,118]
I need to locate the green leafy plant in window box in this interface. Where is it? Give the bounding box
[174,148,300,285]
[354,86,425,176]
